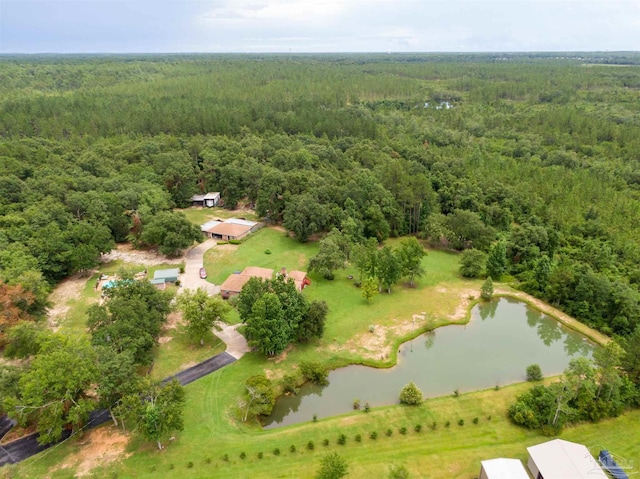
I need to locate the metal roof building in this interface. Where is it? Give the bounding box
[479,458,529,479]
[527,439,607,479]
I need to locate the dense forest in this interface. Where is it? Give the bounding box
[1,52,640,350]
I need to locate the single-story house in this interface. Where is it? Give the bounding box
[479,458,529,479]
[201,218,260,241]
[191,192,220,208]
[219,266,309,298]
[527,439,607,479]
[153,268,180,283]
[219,266,274,298]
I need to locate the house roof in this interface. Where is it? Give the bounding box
[527,439,607,479]
[219,273,252,294]
[153,268,180,280]
[201,220,222,232]
[206,222,252,238]
[242,266,274,280]
[480,458,529,479]
[287,270,308,291]
[226,217,258,227]
[192,192,220,202]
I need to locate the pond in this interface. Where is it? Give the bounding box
[263,297,597,429]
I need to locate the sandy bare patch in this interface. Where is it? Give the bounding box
[164,311,183,331]
[264,368,285,381]
[269,344,293,364]
[100,243,184,267]
[54,427,130,477]
[47,271,97,330]
[158,336,173,344]
[449,289,479,321]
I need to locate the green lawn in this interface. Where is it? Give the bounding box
[204,227,318,284]
[12,365,640,479]
[150,326,226,381]
[14,232,631,479]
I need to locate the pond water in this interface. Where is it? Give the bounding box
[263,297,597,429]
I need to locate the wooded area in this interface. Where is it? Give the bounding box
[0,52,639,336]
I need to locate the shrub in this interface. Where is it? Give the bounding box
[353,399,361,410]
[487,415,492,421]
[399,427,407,435]
[364,402,370,413]
[453,389,460,397]
[386,429,393,437]
[240,452,246,460]
[205,457,211,464]
[458,419,465,426]
[229,239,241,245]
[370,431,378,440]
[355,433,362,442]
[445,421,450,428]
[399,382,423,405]
[337,434,347,445]
[257,452,263,459]
[169,464,174,470]
[264,249,272,254]
[430,422,437,430]
[481,277,493,300]
[282,374,299,395]
[313,414,318,422]
[187,461,194,468]
[222,454,229,462]
[473,417,479,424]
[388,464,411,479]
[273,448,280,456]
[526,364,543,381]
[290,444,296,453]
[300,361,329,386]
[414,424,422,432]
[307,440,315,450]
[323,438,330,446]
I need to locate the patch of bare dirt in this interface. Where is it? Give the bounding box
[268,344,293,364]
[100,243,184,267]
[164,311,183,331]
[449,289,479,321]
[264,368,285,381]
[47,271,98,330]
[158,336,173,344]
[53,427,131,477]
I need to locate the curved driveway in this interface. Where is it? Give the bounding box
[180,239,219,295]
[180,240,250,360]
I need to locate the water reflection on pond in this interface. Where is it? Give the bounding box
[263,297,596,429]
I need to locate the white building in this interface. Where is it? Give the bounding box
[479,458,529,479]
[527,439,607,479]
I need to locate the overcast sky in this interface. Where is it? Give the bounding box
[1,0,638,54]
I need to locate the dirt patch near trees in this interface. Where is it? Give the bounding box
[99,243,184,266]
[47,271,97,330]
[53,427,130,477]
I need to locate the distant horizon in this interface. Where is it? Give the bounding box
[1,50,638,56]
[2,0,638,54]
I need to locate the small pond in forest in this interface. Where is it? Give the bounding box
[263,297,597,429]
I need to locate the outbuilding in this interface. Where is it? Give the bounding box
[479,458,529,479]
[191,192,220,208]
[527,439,607,479]
[153,268,180,283]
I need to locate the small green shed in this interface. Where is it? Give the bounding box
[153,268,180,283]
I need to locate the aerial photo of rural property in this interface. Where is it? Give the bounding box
[1,1,639,478]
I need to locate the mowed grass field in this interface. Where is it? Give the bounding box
[10,227,639,479]
[12,365,640,479]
